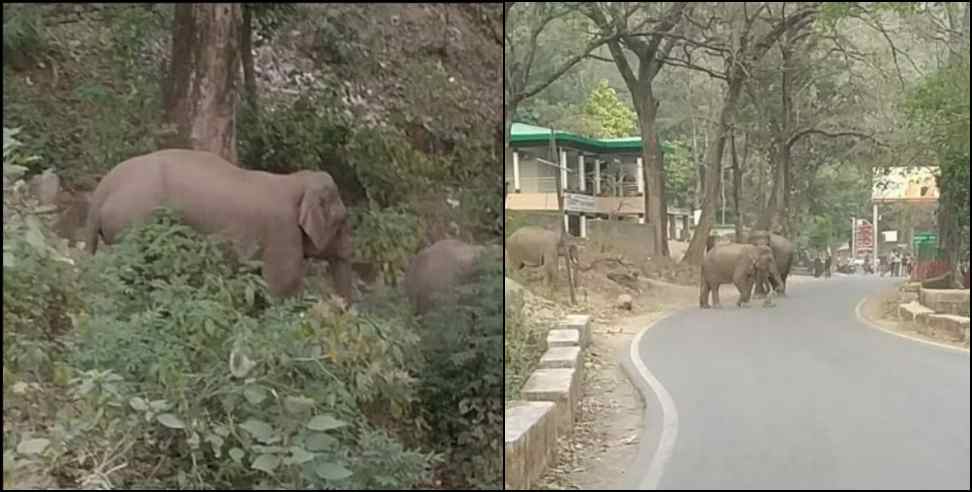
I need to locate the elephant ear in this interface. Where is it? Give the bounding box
[299,189,330,252]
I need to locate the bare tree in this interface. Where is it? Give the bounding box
[504,2,624,160]
[673,2,820,265]
[584,2,691,258]
[163,3,242,164]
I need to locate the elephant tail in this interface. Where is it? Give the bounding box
[84,200,101,255]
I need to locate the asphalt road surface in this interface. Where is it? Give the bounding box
[625,276,970,490]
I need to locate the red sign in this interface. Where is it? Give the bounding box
[855,220,874,257]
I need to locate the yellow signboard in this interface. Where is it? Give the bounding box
[872,166,940,204]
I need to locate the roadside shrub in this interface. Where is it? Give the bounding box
[503,290,547,401]
[4,209,436,490]
[414,255,503,489]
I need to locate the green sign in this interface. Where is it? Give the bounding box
[913,233,938,245]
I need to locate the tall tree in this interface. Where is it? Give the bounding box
[163,3,242,164]
[675,2,820,265]
[584,2,691,258]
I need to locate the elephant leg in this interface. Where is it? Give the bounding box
[700,281,711,309]
[712,283,722,308]
[543,256,557,287]
[754,280,767,298]
[736,279,753,308]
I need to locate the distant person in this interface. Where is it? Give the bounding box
[892,251,902,277]
[813,256,823,278]
[824,254,832,278]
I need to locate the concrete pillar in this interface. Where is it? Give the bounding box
[560,149,568,194]
[578,154,586,192]
[564,214,570,234]
[594,159,601,195]
[873,204,879,267]
[580,215,587,239]
[636,157,645,194]
[513,151,521,192]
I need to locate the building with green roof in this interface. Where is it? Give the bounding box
[506,122,693,245]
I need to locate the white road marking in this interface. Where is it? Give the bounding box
[629,316,680,490]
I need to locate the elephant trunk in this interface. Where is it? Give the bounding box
[331,257,353,308]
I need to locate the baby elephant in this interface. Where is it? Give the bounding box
[506,226,578,286]
[700,243,779,309]
[403,239,499,315]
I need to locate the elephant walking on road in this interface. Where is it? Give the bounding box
[748,230,794,297]
[506,226,578,286]
[403,239,499,315]
[700,243,779,309]
[85,149,353,305]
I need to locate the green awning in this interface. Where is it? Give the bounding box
[510,122,672,154]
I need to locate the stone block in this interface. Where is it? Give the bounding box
[521,368,580,436]
[559,314,593,348]
[505,401,558,491]
[919,289,971,317]
[899,302,934,326]
[547,329,580,348]
[539,346,582,371]
[924,315,970,342]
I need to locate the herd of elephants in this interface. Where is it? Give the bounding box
[83,148,794,315]
[506,224,794,309]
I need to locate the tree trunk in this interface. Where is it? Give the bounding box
[635,93,670,257]
[732,132,743,241]
[163,3,242,164]
[683,82,743,265]
[241,4,257,113]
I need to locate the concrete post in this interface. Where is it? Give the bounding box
[513,151,521,192]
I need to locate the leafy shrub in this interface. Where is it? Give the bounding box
[349,206,423,286]
[503,290,547,401]
[237,93,351,177]
[5,209,436,490]
[414,255,503,489]
[2,128,79,381]
[2,4,47,69]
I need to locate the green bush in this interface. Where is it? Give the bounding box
[349,206,423,286]
[2,128,80,382]
[503,291,547,401]
[414,255,503,489]
[2,4,47,69]
[4,209,436,490]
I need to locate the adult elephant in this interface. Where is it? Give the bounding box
[506,226,578,286]
[700,243,779,309]
[85,149,352,305]
[402,239,500,315]
[748,230,795,296]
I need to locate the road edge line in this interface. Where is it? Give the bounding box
[619,312,681,490]
[854,298,970,355]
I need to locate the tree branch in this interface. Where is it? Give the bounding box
[786,128,887,150]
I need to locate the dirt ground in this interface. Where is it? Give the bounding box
[507,241,704,490]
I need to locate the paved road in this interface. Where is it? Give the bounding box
[625,276,970,490]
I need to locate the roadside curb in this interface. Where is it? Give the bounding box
[504,314,593,490]
[854,297,970,355]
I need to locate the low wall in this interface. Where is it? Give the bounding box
[587,220,658,259]
[505,315,592,490]
[919,288,971,317]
